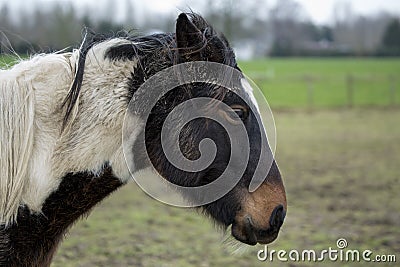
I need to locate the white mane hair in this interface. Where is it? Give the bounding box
[0,38,140,226]
[0,62,35,224]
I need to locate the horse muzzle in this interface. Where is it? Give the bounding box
[231,204,286,245]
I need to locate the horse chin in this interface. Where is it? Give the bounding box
[255,232,279,245]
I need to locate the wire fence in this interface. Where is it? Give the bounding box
[248,72,399,109]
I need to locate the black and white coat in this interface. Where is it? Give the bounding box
[0,13,287,267]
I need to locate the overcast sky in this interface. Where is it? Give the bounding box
[1,0,400,24]
[295,0,400,23]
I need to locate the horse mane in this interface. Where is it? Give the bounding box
[61,31,177,129]
[61,32,109,130]
[60,13,233,128]
[0,68,35,225]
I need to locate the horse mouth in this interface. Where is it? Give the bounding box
[231,222,280,246]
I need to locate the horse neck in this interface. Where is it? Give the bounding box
[12,44,136,218]
[0,44,141,265]
[0,40,148,265]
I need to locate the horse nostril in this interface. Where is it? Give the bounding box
[269,204,285,230]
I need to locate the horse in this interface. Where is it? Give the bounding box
[0,13,287,266]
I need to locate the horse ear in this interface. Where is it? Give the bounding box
[175,13,204,60]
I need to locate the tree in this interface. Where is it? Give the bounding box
[269,0,310,56]
[125,0,136,27]
[0,4,10,29]
[0,4,11,54]
[382,19,400,49]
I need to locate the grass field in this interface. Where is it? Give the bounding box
[240,58,400,108]
[1,56,399,266]
[0,54,23,69]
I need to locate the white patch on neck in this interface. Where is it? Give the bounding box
[240,78,260,112]
[240,77,270,141]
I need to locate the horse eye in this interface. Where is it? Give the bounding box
[223,105,248,124]
[231,108,245,119]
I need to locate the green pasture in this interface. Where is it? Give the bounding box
[0,54,22,69]
[240,58,400,108]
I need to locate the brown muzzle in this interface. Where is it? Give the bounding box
[232,162,287,245]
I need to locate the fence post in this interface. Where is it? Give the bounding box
[389,75,395,107]
[305,75,314,111]
[346,74,354,108]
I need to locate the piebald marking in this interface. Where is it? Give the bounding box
[0,39,141,225]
